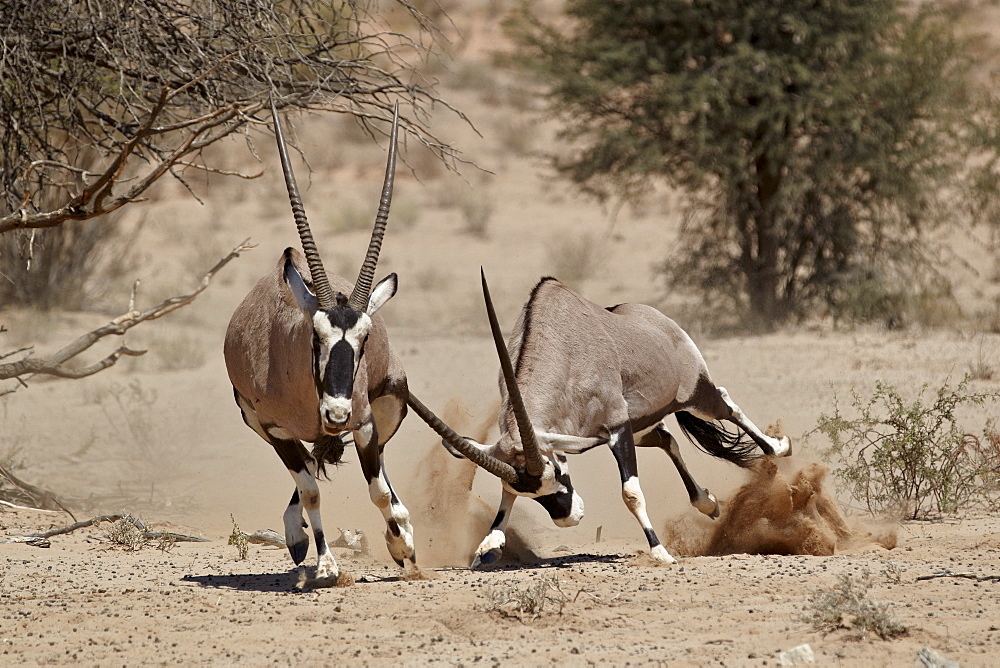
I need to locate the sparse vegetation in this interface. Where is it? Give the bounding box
[800,570,907,640]
[816,377,1000,519]
[150,333,207,372]
[105,515,148,552]
[546,232,600,284]
[477,576,570,619]
[459,193,495,239]
[228,514,249,561]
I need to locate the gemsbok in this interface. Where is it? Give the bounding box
[408,271,790,567]
[224,98,415,580]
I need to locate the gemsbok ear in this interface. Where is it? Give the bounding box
[366,273,398,315]
[283,252,318,316]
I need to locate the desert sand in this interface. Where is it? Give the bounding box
[4,5,1000,667]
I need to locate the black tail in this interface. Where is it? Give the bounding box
[674,411,760,468]
[311,433,350,479]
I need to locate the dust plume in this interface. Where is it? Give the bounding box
[408,397,539,567]
[664,458,896,557]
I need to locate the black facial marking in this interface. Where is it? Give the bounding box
[327,303,362,331]
[534,490,575,520]
[324,339,355,398]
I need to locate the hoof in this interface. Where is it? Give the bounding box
[288,539,309,566]
[694,491,720,519]
[650,544,677,565]
[471,548,502,569]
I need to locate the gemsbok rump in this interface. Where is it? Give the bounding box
[224,98,415,580]
[408,271,791,567]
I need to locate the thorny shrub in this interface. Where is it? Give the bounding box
[816,377,1000,519]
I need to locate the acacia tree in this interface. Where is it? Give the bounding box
[0,0,466,391]
[508,0,1000,329]
[1,0,462,233]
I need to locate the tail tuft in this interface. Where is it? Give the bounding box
[674,411,760,468]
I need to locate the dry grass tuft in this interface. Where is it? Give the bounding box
[799,570,907,640]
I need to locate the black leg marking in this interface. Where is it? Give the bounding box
[286,489,309,565]
[643,527,661,549]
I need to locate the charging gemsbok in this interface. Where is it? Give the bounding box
[408,271,790,567]
[224,98,415,580]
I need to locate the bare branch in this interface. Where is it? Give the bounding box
[0,239,254,389]
[1,0,473,234]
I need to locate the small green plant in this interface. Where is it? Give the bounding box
[815,377,1000,519]
[799,570,907,640]
[228,514,249,561]
[476,576,569,619]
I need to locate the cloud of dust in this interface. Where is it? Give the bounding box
[406,397,540,567]
[663,458,897,557]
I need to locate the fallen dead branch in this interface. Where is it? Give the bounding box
[1,513,209,547]
[0,462,74,517]
[916,571,1000,583]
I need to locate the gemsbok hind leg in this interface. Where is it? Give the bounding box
[715,387,791,456]
[609,423,676,564]
[354,421,416,567]
[637,422,720,518]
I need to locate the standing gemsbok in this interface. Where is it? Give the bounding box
[224,98,414,580]
[408,271,791,567]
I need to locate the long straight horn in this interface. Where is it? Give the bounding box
[406,393,518,483]
[270,94,336,309]
[349,102,400,311]
[481,269,546,478]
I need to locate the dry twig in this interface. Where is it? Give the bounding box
[0,239,252,394]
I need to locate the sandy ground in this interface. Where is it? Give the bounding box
[4,4,1000,666]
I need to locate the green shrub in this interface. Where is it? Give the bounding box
[816,377,1000,519]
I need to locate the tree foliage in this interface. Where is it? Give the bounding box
[0,0,465,235]
[507,0,1000,328]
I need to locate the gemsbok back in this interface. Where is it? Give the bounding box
[408,271,791,567]
[224,98,415,580]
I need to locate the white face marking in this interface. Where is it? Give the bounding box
[552,491,584,527]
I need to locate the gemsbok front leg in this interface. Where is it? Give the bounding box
[472,489,516,568]
[354,421,416,567]
[636,422,720,518]
[608,423,677,564]
[236,391,337,577]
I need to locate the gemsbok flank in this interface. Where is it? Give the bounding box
[224,97,415,580]
[407,271,791,567]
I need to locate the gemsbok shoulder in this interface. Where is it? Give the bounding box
[408,271,790,567]
[224,98,415,580]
